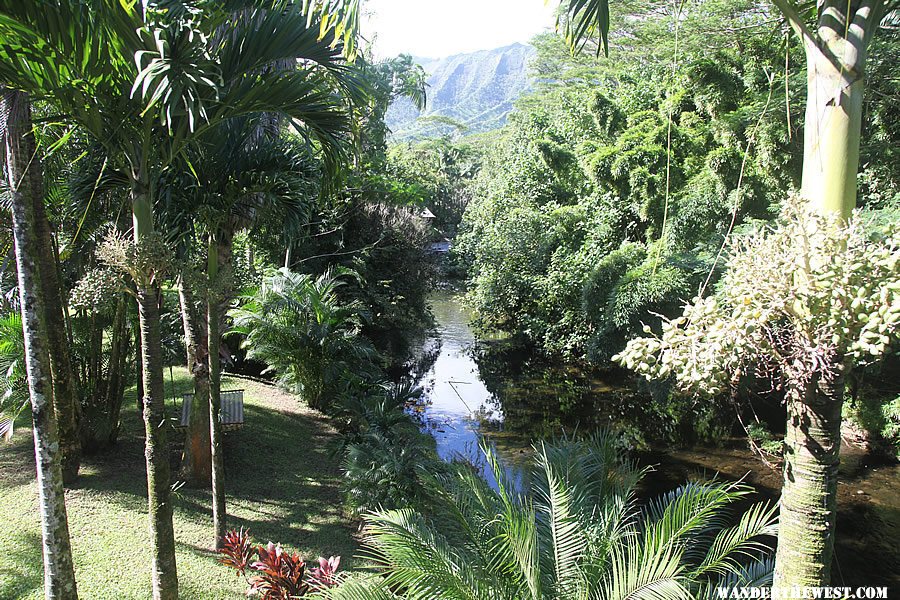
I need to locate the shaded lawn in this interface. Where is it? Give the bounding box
[0,368,358,599]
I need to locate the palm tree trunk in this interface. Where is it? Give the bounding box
[135,306,144,414]
[798,16,870,218]
[207,232,227,549]
[31,170,82,482]
[770,0,883,587]
[177,276,212,484]
[4,88,79,600]
[82,295,129,451]
[105,295,130,444]
[131,186,179,600]
[774,369,844,586]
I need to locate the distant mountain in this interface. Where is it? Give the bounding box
[386,43,536,141]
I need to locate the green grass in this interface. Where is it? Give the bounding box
[0,368,358,599]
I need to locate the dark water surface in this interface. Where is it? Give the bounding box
[414,289,900,589]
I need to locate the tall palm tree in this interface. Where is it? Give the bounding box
[31,164,82,483]
[561,0,898,586]
[160,120,323,547]
[324,434,777,600]
[2,88,79,599]
[0,2,362,597]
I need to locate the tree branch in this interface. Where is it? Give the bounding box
[770,0,817,49]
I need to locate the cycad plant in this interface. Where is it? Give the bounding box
[336,382,442,516]
[324,433,777,600]
[230,268,374,410]
[0,311,26,440]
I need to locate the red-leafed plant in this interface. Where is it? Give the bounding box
[308,555,341,589]
[219,528,255,575]
[219,528,340,598]
[249,542,308,599]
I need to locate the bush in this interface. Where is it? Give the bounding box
[219,528,341,598]
[229,268,375,411]
[335,382,447,516]
[326,433,778,599]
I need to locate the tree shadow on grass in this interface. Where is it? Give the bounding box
[177,403,356,559]
[70,397,357,564]
[0,531,43,599]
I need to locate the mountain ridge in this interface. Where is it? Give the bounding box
[386,43,535,141]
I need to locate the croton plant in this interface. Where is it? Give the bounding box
[219,528,341,598]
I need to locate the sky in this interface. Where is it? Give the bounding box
[360,0,557,59]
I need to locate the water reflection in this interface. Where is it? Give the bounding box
[414,289,642,490]
[412,288,900,586]
[413,290,520,489]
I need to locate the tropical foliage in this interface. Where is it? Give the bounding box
[453,0,900,365]
[335,381,444,515]
[230,268,374,410]
[1,0,899,596]
[219,528,342,598]
[614,200,900,397]
[323,434,778,599]
[0,312,26,440]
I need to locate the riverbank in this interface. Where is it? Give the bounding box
[417,288,900,590]
[0,368,357,599]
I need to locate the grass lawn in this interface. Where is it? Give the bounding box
[0,368,358,599]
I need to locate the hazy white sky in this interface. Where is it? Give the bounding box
[361,0,557,59]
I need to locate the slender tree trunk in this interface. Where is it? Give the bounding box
[131,186,179,600]
[82,296,129,451]
[135,305,144,414]
[32,190,82,482]
[799,19,869,218]
[177,276,212,484]
[207,232,227,549]
[3,89,81,481]
[4,88,79,600]
[774,369,844,586]
[105,295,129,445]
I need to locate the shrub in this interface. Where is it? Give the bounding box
[230,268,375,411]
[219,528,341,598]
[335,382,446,516]
[324,433,778,599]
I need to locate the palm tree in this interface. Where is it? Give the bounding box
[31,166,82,483]
[159,120,323,548]
[560,0,898,586]
[324,434,777,600]
[230,267,375,411]
[2,88,79,599]
[0,2,362,597]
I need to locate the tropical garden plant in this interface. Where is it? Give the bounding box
[323,433,778,599]
[230,268,375,411]
[219,528,342,598]
[335,381,443,516]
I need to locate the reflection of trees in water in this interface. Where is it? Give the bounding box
[402,335,442,430]
[406,334,442,384]
[470,339,680,446]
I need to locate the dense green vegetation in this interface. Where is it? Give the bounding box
[0,0,898,598]
[328,434,778,599]
[455,3,898,364]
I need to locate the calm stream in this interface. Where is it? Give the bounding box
[414,289,900,588]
